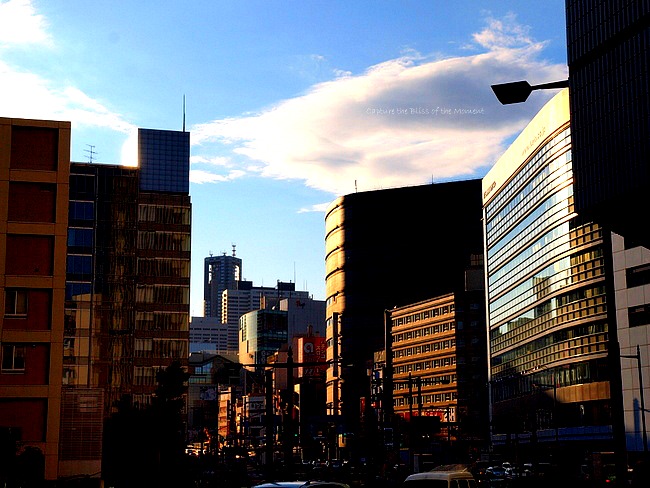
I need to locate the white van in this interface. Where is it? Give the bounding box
[402,465,477,488]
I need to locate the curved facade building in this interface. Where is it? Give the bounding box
[324,181,484,442]
[482,89,616,461]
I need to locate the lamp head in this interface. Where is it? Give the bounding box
[491,81,533,105]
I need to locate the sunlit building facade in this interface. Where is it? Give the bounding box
[390,286,489,447]
[483,89,616,462]
[1,117,71,481]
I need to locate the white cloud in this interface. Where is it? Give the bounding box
[191,14,567,196]
[0,1,136,157]
[298,202,331,213]
[0,59,136,134]
[0,0,50,46]
[190,168,246,185]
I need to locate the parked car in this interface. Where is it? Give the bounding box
[403,465,477,487]
[252,482,350,488]
[484,466,506,480]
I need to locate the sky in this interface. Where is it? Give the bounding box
[0,0,569,316]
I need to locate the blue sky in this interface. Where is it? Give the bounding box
[0,0,568,316]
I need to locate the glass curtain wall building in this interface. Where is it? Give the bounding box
[482,89,615,463]
[66,128,191,417]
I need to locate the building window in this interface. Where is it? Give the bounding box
[5,289,28,316]
[627,264,650,288]
[1,345,26,372]
[629,305,650,328]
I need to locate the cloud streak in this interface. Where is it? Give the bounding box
[191,14,567,196]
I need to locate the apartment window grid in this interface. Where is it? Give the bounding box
[394,374,456,390]
[393,338,456,358]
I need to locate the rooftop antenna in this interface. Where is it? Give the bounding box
[182,95,186,132]
[84,144,97,163]
[232,244,236,257]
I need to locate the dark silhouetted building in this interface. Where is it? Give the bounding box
[566,1,650,248]
[324,180,484,446]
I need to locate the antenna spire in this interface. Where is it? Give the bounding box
[182,95,186,132]
[84,144,97,163]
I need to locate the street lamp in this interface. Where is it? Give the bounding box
[491,79,569,105]
[621,344,648,453]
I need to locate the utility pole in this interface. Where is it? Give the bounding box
[284,347,295,472]
[265,369,274,472]
[621,345,648,453]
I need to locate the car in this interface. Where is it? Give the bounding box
[485,466,506,477]
[252,482,350,488]
[403,465,477,487]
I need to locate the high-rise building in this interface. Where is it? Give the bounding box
[62,128,191,478]
[483,89,617,465]
[204,250,242,318]
[65,128,191,412]
[0,117,71,482]
[566,1,650,248]
[324,181,484,439]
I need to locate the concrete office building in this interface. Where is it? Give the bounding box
[611,235,650,455]
[1,117,71,481]
[483,89,616,464]
[389,274,488,452]
[223,281,314,354]
[189,316,234,353]
[324,181,484,438]
[239,296,325,367]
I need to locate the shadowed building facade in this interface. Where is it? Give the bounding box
[324,181,484,447]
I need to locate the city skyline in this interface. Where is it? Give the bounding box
[0,0,569,314]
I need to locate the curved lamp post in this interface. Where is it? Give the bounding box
[491,79,569,105]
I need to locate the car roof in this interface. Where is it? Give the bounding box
[405,471,474,481]
[253,482,350,488]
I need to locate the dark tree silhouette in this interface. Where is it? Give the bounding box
[150,361,191,488]
[103,361,190,488]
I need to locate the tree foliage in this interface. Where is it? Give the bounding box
[103,361,191,488]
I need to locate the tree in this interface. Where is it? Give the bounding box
[103,362,190,488]
[150,361,191,488]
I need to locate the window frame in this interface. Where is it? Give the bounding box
[5,289,28,317]
[1,344,26,372]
